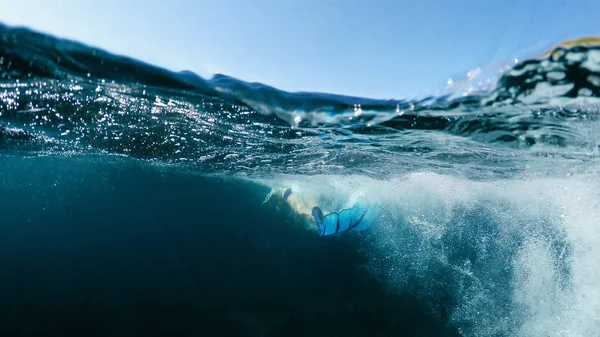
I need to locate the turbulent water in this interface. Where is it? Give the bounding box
[2,24,600,336]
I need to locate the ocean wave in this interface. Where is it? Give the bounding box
[3,22,600,337]
[1,23,600,178]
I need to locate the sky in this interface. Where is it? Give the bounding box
[1,0,599,99]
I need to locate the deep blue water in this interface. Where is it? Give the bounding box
[0,156,460,336]
[2,24,600,336]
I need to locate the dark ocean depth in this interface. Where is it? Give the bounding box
[0,156,458,336]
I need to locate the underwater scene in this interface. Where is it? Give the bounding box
[1,23,600,336]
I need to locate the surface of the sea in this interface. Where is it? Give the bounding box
[1,24,600,336]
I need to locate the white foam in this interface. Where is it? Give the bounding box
[256,171,600,336]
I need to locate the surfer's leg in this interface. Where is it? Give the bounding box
[263,186,321,218]
[283,187,320,218]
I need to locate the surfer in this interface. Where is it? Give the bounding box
[264,186,380,237]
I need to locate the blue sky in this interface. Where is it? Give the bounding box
[1,0,599,98]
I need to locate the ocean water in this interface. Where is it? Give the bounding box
[1,23,600,336]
